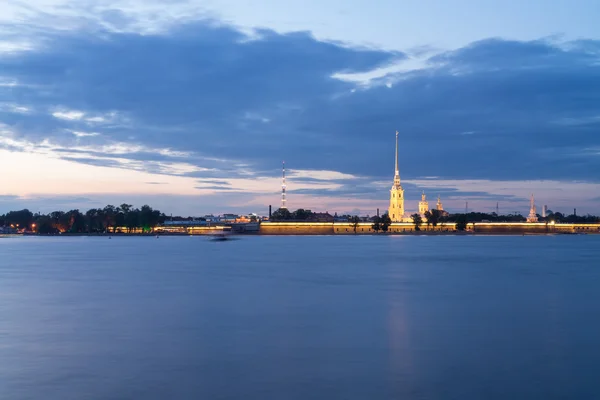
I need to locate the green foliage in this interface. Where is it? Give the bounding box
[271,208,292,221]
[424,209,440,227]
[0,204,165,234]
[350,216,360,233]
[371,214,391,233]
[2,209,34,229]
[35,216,59,234]
[455,214,468,231]
[445,212,525,223]
[292,208,313,220]
[270,208,316,221]
[545,211,599,223]
[380,213,392,232]
[411,213,423,231]
[371,216,381,232]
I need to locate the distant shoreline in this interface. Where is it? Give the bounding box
[2,231,595,237]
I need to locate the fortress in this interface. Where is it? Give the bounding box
[388,131,445,222]
[256,131,600,234]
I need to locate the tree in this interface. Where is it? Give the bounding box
[36,216,59,234]
[103,205,118,232]
[380,213,392,232]
[4,209,34,230]
[292,209,313,220]
[125,208,140,233]
[271,208,292,221]
[85,208,104,232]
[424,209,440,228]
[350,216,360,233]
[455,214,468,231]
[411,213,423,231]
[371,216,381,233]
[66,210,86,233]
[139,205,161,232]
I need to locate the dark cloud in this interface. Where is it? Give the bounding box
[1,15,600,209]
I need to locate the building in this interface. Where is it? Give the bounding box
[436,196,449,217]
[0,226,18,234]
[307,212,334,222]
[388,131,405,222]
[418,191,429,216]
[527,194,538,223]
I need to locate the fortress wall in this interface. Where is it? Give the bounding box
[472,223,600,234]
[333,223,456,234]
[259,222,600,235]
[259,222,334,235]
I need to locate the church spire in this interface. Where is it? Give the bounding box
[389,130,405,222]
[393,131,400,187]
[527,193,538,222]
[394,130,399,177]
[530,194,534,208]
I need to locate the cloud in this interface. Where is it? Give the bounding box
[69,130,100,137]
[52,110,85,121]
[1,7,600,214]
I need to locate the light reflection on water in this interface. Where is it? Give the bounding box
[1,235,599,399]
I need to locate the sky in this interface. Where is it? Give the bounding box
[1,0,600,216]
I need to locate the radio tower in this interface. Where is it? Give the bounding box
[281,161,287,209]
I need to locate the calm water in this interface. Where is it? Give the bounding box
[1,235,599,399]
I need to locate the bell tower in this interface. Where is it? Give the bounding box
[388,131,405,222]
[436,195,443,211]
[527,194,538,222]
[418,191,429,216]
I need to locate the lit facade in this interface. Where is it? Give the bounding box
[527,194,538,222]
[388,131,405,222]
[418,192,429,216]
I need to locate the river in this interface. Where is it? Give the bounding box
[1,235,599,399]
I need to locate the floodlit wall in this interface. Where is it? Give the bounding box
[259,222,600,235]
[259,222,334,235]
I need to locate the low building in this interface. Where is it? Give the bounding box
[163,220,207,226]
[307,212,334,222]
[0,226,18,234]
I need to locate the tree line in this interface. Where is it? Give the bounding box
[0,204,165,234]
[270,208,316,221]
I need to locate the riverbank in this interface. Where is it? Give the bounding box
[4,230,596,237]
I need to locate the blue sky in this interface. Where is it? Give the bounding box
[1,0,600,216]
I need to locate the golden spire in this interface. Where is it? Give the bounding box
[394,130,399,176]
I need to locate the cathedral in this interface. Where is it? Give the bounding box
[418,192,429,216]
[527,194,538,222]
[388,131,445,222]
[388,131,405,222]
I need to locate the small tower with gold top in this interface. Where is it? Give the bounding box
[436,195,443,212]
[388,131,405,222]
[527,194,538,222]
[418,191,429,216]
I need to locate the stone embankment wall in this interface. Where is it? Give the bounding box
[259,222,600,235]
[259,222,335,235]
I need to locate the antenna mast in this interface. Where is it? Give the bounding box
[281,161,287,209]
